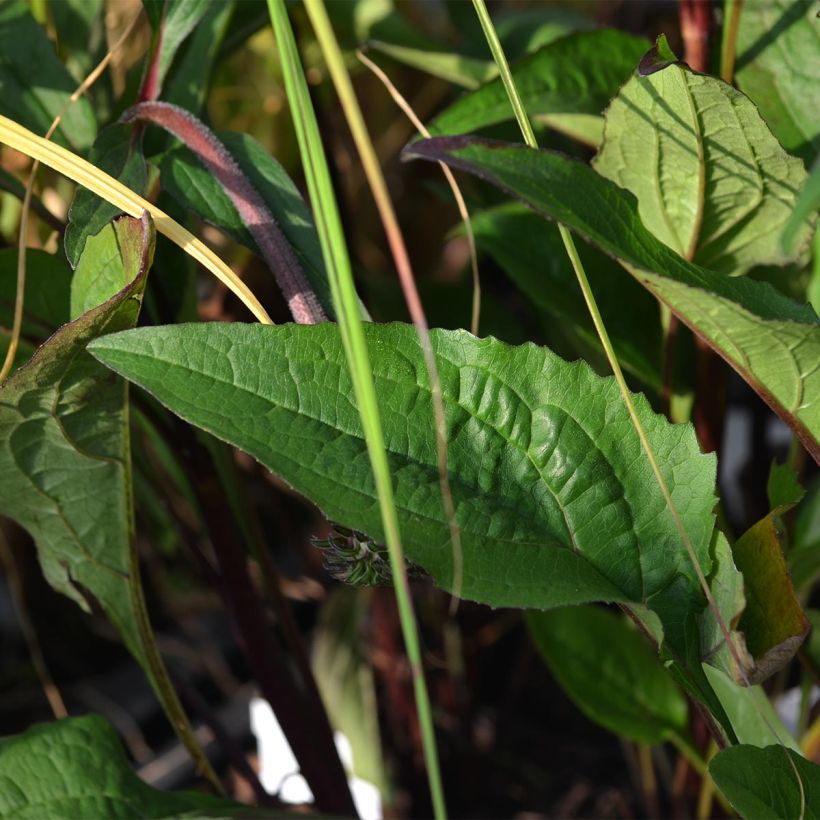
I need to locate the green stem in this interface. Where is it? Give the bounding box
[267,2,446,817]
[720,0,744,84]
[125,392,222,793]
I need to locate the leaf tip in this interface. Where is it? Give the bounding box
[638,34,680,77]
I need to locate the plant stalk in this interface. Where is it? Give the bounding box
[720,0,744,83]
[267,1,446,816]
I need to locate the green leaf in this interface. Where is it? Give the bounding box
[403,137,820,462]
[469,202,663,389]
[0,249,71,338]
[735,0,819,164]
[0,215,153,663]
[368,40,496,89]
[703,665,800,752]
[790,474,820,590]
[71,219,151,320]
[527,605,688,744]
[593,53,811,275]
[700,530,746,676]
[0,1,96,151]
[768,460,805,512]
[89,322,717,655]
[710,744,820,819]
[0,715,242,817]
[160,0,235,113]
[427,30,648,137]
[65,125,148,268]
[160,130,334,317]
[143,0,213,98]
[783,159,820,253]
[313,588,388,794]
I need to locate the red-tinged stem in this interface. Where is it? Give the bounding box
[679,0,711,72]
[123,102,327,325]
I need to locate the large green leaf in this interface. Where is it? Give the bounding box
[710,744,820,819]
[469,202,663,389]
[404,137,820,462]
[593,45,812,275]
[160,130,333,316]
[0,215,152,662]
[735,0,819,164]
[90,322,717,658]
[0,1,96,150]
[0,715,242,818]
[427,30,648,137]
[527,606,688,745]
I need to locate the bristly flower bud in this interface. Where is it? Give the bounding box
[313,525,424,587]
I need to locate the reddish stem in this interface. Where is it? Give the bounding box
[679,0,711,72]
[123,102,327,325]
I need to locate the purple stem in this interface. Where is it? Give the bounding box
[122,102,327,325]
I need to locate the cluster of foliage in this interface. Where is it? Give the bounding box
[0,0,818,817]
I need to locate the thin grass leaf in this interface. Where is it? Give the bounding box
[266,1,445,815]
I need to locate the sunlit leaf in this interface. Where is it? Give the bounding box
[735,0,819,164]
[594,38,812,275]
[404,136,820,463]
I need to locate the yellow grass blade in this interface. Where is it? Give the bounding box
[0,114,272,325]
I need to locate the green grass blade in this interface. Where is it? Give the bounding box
[265,1,446,816]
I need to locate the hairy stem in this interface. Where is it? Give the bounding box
[123,102,326,325]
